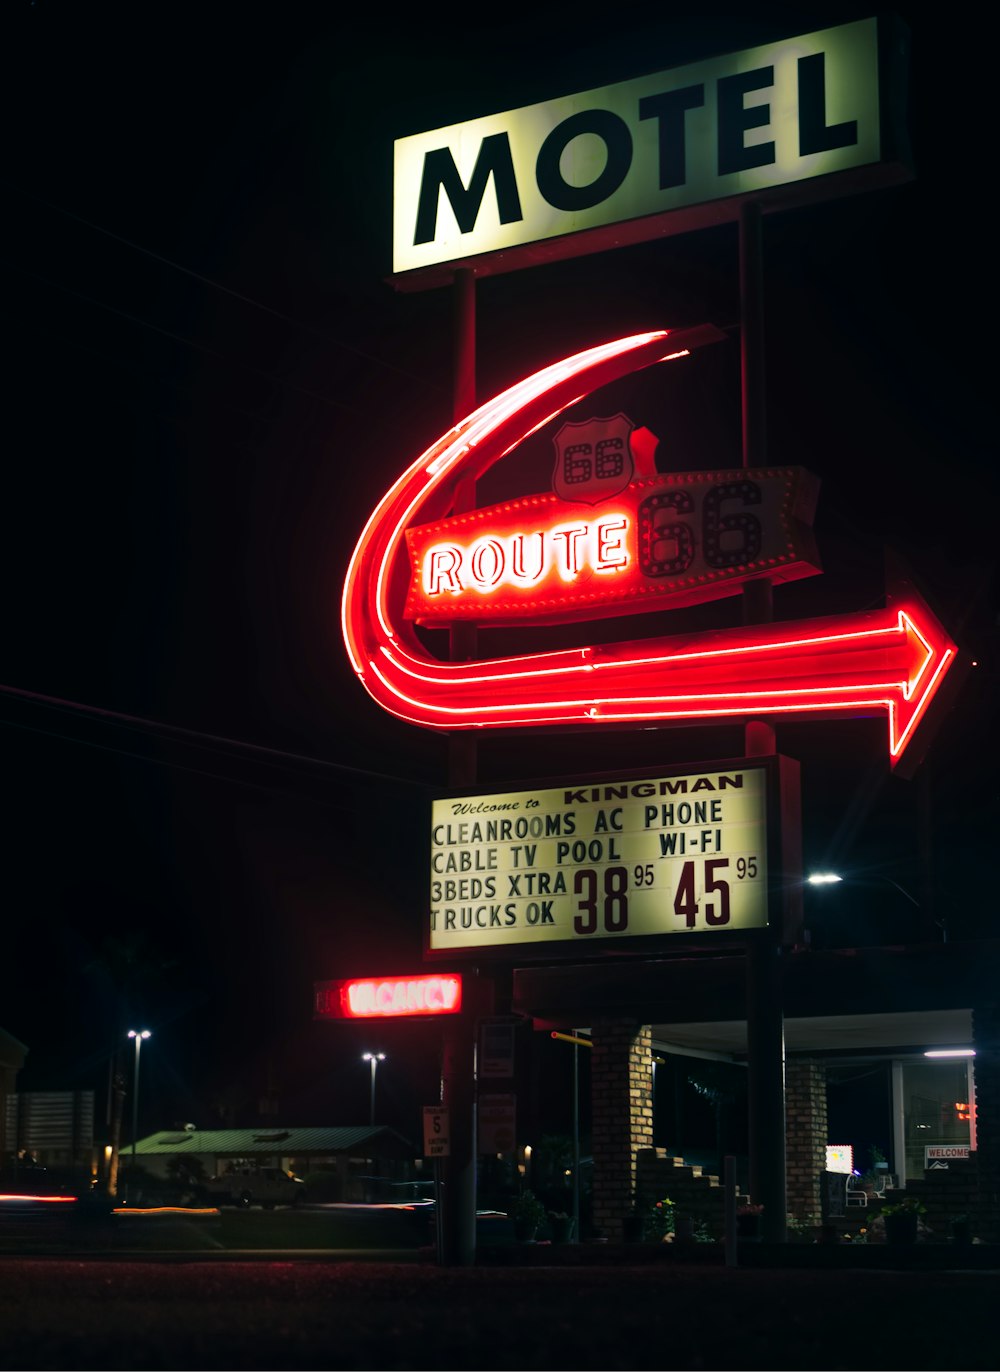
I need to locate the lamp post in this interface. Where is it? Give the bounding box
[363,1051,385,1126]
[806,870,939,945]
[127,1029,151,1187]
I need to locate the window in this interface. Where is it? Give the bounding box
[901,1061,972,1178]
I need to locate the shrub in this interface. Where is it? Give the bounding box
[648,1196,676,1239]
[513,1188,546,1226]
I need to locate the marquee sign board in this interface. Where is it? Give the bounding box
[404,465,820,627]
[427,758,797,959]
[392,17,910,286]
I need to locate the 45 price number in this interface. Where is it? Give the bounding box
[673,856,759,929]
[571,855,759,935]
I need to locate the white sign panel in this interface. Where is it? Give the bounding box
[925,1144,970,1167]
[825,1145,854,1175]
[479,1019,517,1079]
[478,1094,517,1155]
[394,19,884,275]
[429,765,769,953]
[423,1105,450,1158]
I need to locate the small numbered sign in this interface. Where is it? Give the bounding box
[423,1105,450,1158]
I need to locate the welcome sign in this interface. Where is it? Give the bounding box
[427,762,777,956]
[392,17,909,283]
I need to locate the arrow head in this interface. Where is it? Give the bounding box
[888,590,961,771]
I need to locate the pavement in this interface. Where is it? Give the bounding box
[2,1203,997,1368]
[1,1252,998,1370]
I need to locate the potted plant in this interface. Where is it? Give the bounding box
[786,1213,815,1243]
[880,1195,925,1245]
[950,1213,973,1245]
[648,1195,676,1241]
[860,1145,889,1197]
[736,1203,764,1240]
[547,1209,575,1243]
[674,1214,695,1244]
[512,1188,546,1242]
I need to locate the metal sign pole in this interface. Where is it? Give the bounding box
[740,199,788,1246]
[438,266,479,1267]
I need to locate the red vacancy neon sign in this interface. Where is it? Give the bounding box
[341,328,957,764]
[314,975,462,1019]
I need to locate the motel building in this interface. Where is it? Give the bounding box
[510,939,997,1243]
[332,15,998,1258]
[326,860,998,1249]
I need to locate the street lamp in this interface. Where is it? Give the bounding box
[806,869,941,945]
[362,1051,385,1126]
[127,1029,151,1181]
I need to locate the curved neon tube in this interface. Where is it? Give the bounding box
[341,334,956,761]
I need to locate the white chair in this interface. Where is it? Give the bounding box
[845,1175,868,1207]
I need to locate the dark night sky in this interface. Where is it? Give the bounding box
[2,3,996,1142]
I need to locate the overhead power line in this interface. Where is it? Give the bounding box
[17,316,266,425]
[5,258,359,414]
[0,681,436,794]
[5,179,443,390]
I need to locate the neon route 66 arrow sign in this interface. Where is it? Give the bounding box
[342,328,957,764]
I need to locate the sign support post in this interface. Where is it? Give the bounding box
[437,974,492,1266]
[740,197,788,1246]
[438,1015,478,1265]
[439,265,480,1268]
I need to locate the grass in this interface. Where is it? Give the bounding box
[0,1203,433,1255]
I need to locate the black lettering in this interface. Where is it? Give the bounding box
[703,481,761,569]
[414,133,523,245]
[717,67,775,175]
[638,85,705,188]
[798,52,857,155]
[639,489,694,577]
[536,109,632,211]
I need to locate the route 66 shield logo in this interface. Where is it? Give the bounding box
[552,414,635,505]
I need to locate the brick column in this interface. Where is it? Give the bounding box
[785,1059,826,1225]
[972,1004,1000,1244]
[590,1019,653,1240]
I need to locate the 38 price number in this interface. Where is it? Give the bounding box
[572,856,759,935]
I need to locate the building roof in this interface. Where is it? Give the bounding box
[517,940,1000,1058]
[134,1125,415,1157]
[0,1026,29,1067]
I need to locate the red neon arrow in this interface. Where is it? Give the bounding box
[342,331,957,763]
